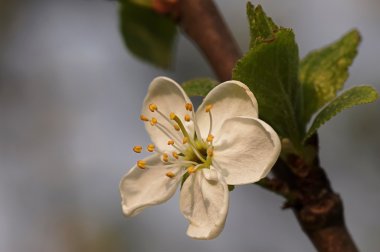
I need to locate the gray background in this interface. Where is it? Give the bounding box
[0,0,379,251]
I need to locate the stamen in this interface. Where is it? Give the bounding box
[166,139,183,152]
[187,166,196,174]
[182,137,189,144]
[149,103,158,112]
[172,151,179,159]
[207,134,214,143]
[207,147,214,157]
[185,103,193,111]
[173,124,180,131]
[140,114,149,122]
[206,104,214,137]
[166,171,176,178]
[189,107,201,140]
[162,153,169,162]
[150,117,158,126]
[155,123,183,146]
[137,160,146,169]
[172,114,207,163]
[147,144,155,152]
[133,146,142,153]
[184,114,191,122]
[155,109,176,128]
[142,163,186,169]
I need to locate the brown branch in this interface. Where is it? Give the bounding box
[273,135,358,252]
[174,0,359,251]
[177,0,241,81]
[256,177,300,207]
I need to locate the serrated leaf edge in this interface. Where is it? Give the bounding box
[304,86,378,141]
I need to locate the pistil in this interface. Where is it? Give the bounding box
[171,114,207,163]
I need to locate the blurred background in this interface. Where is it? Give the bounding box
[0,0,379,251]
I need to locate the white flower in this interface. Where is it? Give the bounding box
[120,77,281,239]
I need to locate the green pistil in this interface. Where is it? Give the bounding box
[183,141,212,168]
[173,115,207,163]
[172,115,191,138]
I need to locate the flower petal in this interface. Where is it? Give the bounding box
[120,154,181,217]
[180,171,229,240]
[196,81,258,139]
[142,77,194,152]
[212,116,281,185]
[202,167,218,182]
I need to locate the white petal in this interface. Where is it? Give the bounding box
[202,167,218,182]
[212,116,281,185]
[142,77,194,152]
[180,171,229,240]
[120,154,181,217]
[196,81,258,139]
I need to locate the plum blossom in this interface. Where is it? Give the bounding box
[120,77,281,239]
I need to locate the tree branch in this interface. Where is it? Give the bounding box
[273,134,358,252]
[175,0,359,251]
[177,0,241,81]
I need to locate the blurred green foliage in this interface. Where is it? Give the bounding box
[119,0,177,68]
[182,78,218,97]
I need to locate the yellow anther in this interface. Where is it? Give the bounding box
[185,103,193,111]
[173,124,180,131]
[166,171,176,178]
[150,117,158,126]
[167,139,175,145]
[140,114,149,122]
[187,166,196,174]
[162,153,169,162]
[169,112,176,120]
[149,103,158,112]
[172,151,179,159]
[207,147,214,157]
[147,144,155,152]
[207,134,214,142]
[182,136,189,144]
[184,114,191,122]
[133,145,143,153]
[205,104,213,112]
[137,160,146,169]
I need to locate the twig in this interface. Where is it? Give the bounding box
[256,177,299,208]
[177,0,241,81]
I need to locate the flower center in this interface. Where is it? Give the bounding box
[133,102,215,179]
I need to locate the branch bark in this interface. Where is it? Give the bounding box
[175,0,359,251]
[177,0,241,81]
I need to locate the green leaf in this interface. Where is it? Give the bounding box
[233,29,303,146]
[180,172,190,190]
[247,3,278,48]
[299,30,361,124]
[119,0,177,68]
[182,78,218,97]
[305,86,378,141]
[228,185,235,192]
